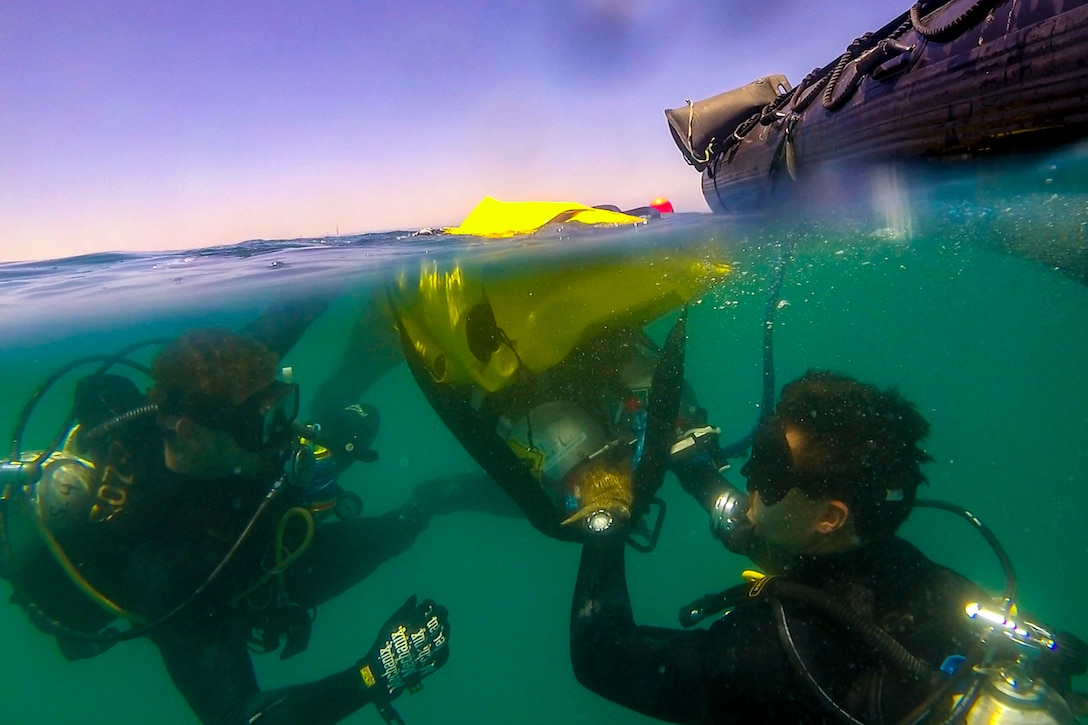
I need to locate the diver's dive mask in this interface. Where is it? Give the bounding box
[741,415,866,508]
[170,380,300,453]
[739,416,800,506]
[229,380,300,452]
[706,416,808,555]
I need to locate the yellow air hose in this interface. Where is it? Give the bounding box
[231,506,315,606]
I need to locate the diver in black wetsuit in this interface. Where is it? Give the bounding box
[570,370,1087,724]
[0,327,513,725]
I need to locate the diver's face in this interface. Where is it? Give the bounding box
[744,487,831,572]
[741,424,851,571]
[162,416,262,479]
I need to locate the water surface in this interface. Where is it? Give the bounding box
[2,159,1086,723]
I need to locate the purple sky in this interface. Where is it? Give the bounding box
[2,0,907,262]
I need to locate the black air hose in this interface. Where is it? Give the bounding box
[768,578,940,684]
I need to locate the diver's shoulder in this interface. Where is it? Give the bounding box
[870,535,937,563]
[876,536,981,594]
[879,535,929,558]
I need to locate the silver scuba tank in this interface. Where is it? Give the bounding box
[960,667,1078,725]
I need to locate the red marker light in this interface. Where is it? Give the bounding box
[650,198,674,213]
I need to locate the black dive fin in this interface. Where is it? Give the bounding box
[632,309,688,518]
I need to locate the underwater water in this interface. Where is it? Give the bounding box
[1,157,1087,724]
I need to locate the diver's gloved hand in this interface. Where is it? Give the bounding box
[309,404,381,469]
[669,425,722,465]
[669,425,728,497]
[357,596,450,703]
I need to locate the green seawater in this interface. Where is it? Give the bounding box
[1,182,1086,723]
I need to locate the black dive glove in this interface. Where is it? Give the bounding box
[310,404,381,468]
[669,426,729,498]
[357,596,450,710]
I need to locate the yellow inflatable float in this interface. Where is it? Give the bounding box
[390,197,731,392]
[443,196,647,237]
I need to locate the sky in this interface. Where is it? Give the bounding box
[1,0,909,263]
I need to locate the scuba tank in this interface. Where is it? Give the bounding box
[953,599,1082,724]
[957,672,1079,724]
[16,447,100,547]
[498,400,634,534]
[0,444,135,635]
[962,678,1079,725]
[529,339,708,535]
[491,327,690,537]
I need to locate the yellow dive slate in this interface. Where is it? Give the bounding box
[445,196,646,237]
[390,251,731,392]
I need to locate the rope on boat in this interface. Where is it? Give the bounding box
[910,0,1003,43]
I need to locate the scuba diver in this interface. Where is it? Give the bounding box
[406,320,698,544]
[0,327,513,725]
[381,206,733,544]
[570,370,1088,724]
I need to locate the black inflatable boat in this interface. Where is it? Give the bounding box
[666,0,1088,214]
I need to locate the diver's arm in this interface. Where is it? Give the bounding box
[672,459,728,515]
[283,506,433,608]
[669,425,732,515]
[669,425,758,558]
[220,668,378,725]
[150,609,368,725]
[240,288,404,413]
[150,615,265,725]
[154,596,449,725]
[570,536,724,723]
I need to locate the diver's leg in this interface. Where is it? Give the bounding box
[150,613,261,724]
[153,610,387,725]
[285,503,431,608]
[309,295,403,415]
[286,473,519,607]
